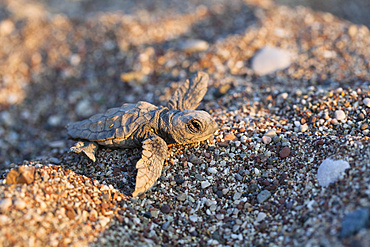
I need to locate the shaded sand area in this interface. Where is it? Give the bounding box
[0,0,369,246]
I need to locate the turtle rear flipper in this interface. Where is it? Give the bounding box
[70,141,98,162]
[132,135,168,197]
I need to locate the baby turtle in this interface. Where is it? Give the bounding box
[67,72,218,197]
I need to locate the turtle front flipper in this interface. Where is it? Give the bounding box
[70,141,99,162]
[132,135,168,197]
[168,72,209,111]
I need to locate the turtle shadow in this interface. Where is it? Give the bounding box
[60,147,141,197]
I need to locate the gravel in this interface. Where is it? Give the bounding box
[1,0,370,246]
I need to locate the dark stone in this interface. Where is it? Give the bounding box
[286,200,294,209]
[249,183,258,193]
[216,190,223,198]
[174,174,185,184]
[212,229,221,240]
[189,154,202,164]
[162,221,171,230]
[235,173,243,181]
[258,221,268,232]
[143,211,151,218]
[340,208,370,238]
[195,174,205,181]
[160,204,171,214]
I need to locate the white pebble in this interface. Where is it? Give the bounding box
[0,215,10,224]
[363,98,370,107]
[206,199,216,207]
[317,158,350,187]
[13,199,26,210]
[251,46,293,76]
[240,136,248,143]
[264,129,277,138]
[262,136,272,144]
[0,111,14,127]
[207,167,217,174]
[233,192,242,200]
[254,168,260,176]
[178,39,209,53]
[189,214,198,222]
[0,198,12,211]
[335,110,346,121]
[256,212,267,222]
[70,54,81,66]
[201,181,211,189]
[216,214,224,220]
[76,99,94,117]
[300,124,308,132]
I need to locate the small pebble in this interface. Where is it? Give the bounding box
[189,215,198,222]
[6,166,35,185]
[160,205,171,214]
[240,136,248,143]
[248,183,258,193]
[150,209,159,218]
[201,181,211,189]
[189,155,202,164]
[233,192,242,201]
[300,124,308,132]
[264,129,277,138]
[251,46,293,76]
[0,198,12,211]
[257,190,271,204]
[13,199,26,210]
[363,98,370,107]
[216,190,223,198]
[256,212,267,222]
[0,215,10,225]
[224,133,237,141]
[216,214,224,220]
[279,147,291,158]
[162,221,171,230]
[317,158,350,187]
[174,174,185,184]
[335,110,346,121]
[195,174,205,181]
[360,123,368,130]
[262,136,272,144]
[143,212,151,218]
[178,39,209,53]
[177,193,187,201]
[235,173,243,181]
[75,99,94,117]
[207,167,217,174]
[89,209,98,222]
[254,168,261,176]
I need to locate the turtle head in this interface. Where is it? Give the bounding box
[168,109,218,144]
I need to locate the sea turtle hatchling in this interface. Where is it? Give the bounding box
[67,72,218,197]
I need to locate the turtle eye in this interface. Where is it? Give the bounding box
[187,119,202,133]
